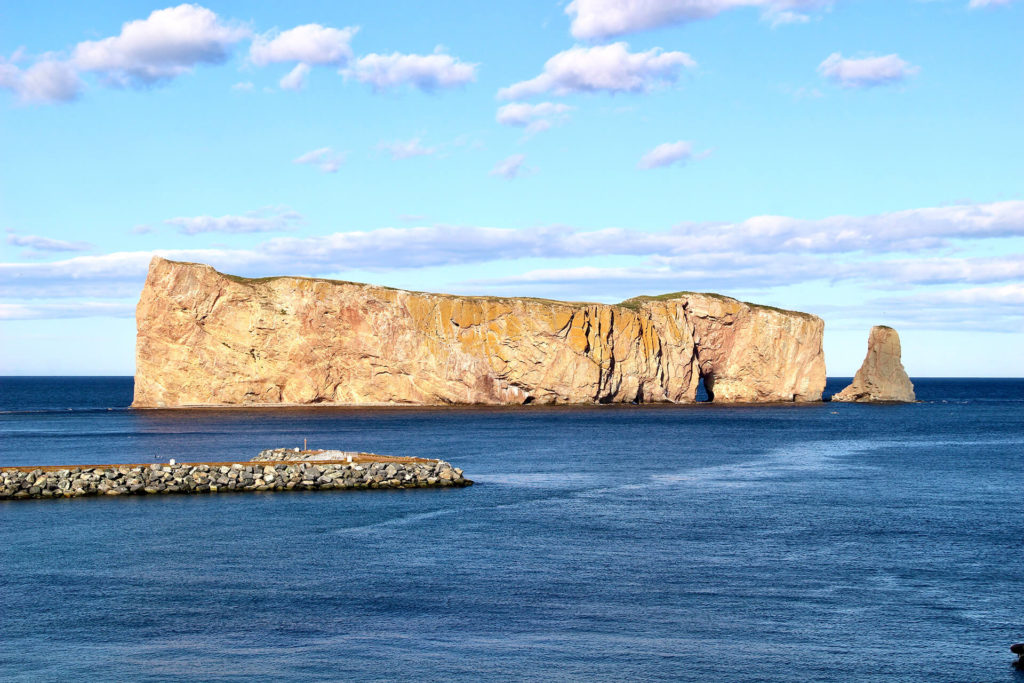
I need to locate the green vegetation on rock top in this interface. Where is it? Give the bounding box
[618,291,734,310]
[160,258,816,319]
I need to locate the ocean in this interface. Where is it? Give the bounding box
[1,377,1022,681]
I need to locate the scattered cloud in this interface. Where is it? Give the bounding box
[0,58,82,104]
[250,24,357,66]
[784,84,824,100]
[0,301,136,320]
[3,201,1024,331]
[293,147,346,173]
[638,140,700,169]
[968,0,1016,7]
[496,102,573,136]
[72,4,249,87]
[7,233,92,252]
[463,254,1024,300]
[231,80,254,91]
[279,63,310,91]
[566,0,831,39]
[498,43,695,100]
[490,154,528,179]
[164,208,303,235]
[768,10,813,26]
[345,49,477,91]
[378,137,437,160]
[818,52,919,88]
[892,283,1024,306]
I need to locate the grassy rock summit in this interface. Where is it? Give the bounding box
[832,326,916,403]
[132,257,826,407]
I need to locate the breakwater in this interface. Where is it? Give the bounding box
[0,458,472,501]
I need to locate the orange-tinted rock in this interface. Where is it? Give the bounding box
[132,257,826,407]
[832,326,915,403]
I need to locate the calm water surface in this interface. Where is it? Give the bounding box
[1,377,1022,681]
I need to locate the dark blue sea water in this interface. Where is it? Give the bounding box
[1,377,1023,681]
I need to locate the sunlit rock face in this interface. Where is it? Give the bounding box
[832,326,915,403]
[132,257,826,407]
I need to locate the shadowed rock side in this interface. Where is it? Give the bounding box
[132,257,826,407]
[832,326,915,403]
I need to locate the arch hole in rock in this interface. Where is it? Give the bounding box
[696,373,715,403]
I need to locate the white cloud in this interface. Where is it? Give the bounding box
[496,102,573,136]
[378,138,437,160]
[250,24,357,66]
[279,63,310,91]
[231,80,254,91]
[3,201,1024,326]
[72,4,249,87]
[566,0,831,39]
[768,10,812,26]
[463,254,1024,297]
[490,154,528,179]
[345,49,477,91]
[818,52,919,88]
[0,58,82,104]
[164,208,303,235]
[7,234,92,252]
[0,301,136,320]
[498,43,695,100]
[968,0,1016,7]
[293,147,345,173]
[638,140,695,169]
[897,283,1024,305]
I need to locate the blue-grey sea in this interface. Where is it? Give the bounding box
[1,377,1023,681]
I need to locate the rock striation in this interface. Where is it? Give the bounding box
[832,326,915,403]
[0,458,471,500]
[132,257,826,407]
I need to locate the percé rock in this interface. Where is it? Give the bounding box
[132,257,826,407]
[832,326,915,403]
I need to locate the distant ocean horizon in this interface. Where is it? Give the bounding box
[2,376,1023,681]
[2,375,1023,412]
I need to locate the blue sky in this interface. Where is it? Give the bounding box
[1,0,1021,376]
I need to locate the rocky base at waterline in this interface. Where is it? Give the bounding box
[0,459,471,501]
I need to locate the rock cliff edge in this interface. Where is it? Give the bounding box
[132,257,826,407]
[832,326,915,403]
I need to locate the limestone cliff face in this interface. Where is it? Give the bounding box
[132,257,826,407]
[681,294,827,403]
[832,326,915,403]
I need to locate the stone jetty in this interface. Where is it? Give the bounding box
[0,453,471,501]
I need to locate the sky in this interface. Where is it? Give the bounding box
[0,0,1021,376]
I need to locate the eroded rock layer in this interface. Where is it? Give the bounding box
[132,257,826,407]
[832,326,915,403]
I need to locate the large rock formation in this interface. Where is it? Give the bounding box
[832,326,915,403]
[132,257,826,407]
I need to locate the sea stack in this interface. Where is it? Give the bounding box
[132,257,826,407]
[832,326,915,403]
